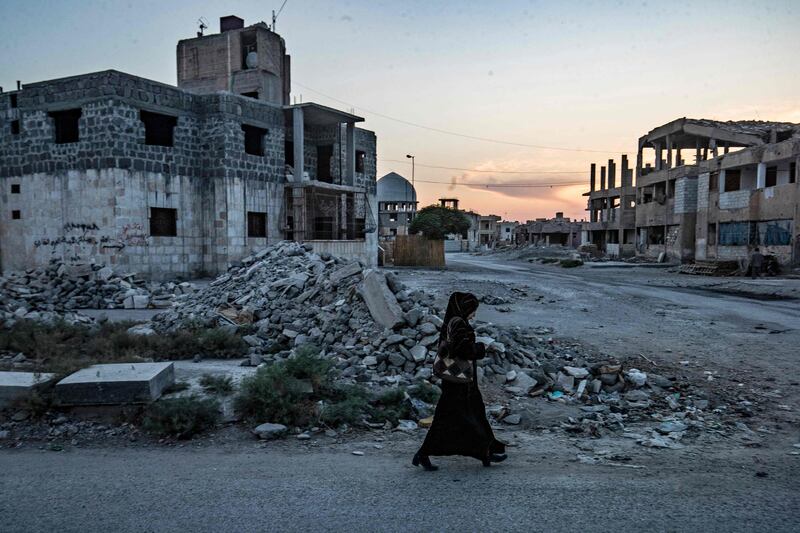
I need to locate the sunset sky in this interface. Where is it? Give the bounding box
[2,0,798,222]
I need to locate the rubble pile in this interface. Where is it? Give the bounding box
[0,260,194,323]
[150,242,579,384]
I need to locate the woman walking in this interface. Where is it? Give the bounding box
[413,292,507,471]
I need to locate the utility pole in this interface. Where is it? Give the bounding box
[406,154,415,196]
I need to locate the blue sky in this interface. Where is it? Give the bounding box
[2,0,798,220]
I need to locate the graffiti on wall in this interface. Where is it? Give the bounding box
[33,222,150,261]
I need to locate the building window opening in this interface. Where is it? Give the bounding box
[754,219,793,246]
[791,163,796,184]
[10,94,18,108]
[241,31,257,70]
[150,207,178,237]
[247,211,267,238]
[285,140,294,167]
[242,124,267,156]
[647,225,665,245]
[313,216,335,239]
[709,172,718,191]
[654,182,667,203]
[355,150,366,173]
[12,210,21,220]
[316,145,334,183]
[141,111,177,147]
[724,169,741,192]
[389,213,397,222]
[241,91,259,100]
[765,166,777,188]
[49,108,81,144]
[11,120,20,135]
[708,223,717,246]
[667,179,676,198]
[11,184,20,194]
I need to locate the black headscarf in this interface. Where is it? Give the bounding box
[441,292,479,341]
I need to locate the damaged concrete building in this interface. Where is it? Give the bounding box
[0,16,377,278]
[376,172,417,239]
[582,157,636,257]
[584,118,799,265]
[516,213,581,247]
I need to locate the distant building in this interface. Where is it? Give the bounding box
[496,221,519,242]
[515,212,581,247]
[377,172,417,238]
[478,215,501,247]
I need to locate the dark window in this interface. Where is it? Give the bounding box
[241,31,257,69]
[724,169,741,192]
[247,211,267,238]
[11,184,20,194]
[285,140,294,167]
[140,111,177,147]
[317,145,334,183]
[791,163,797,184]
[10,94,17,108]
[49,109,81,144]
[11,210,21,220]
[708,223,717,246]
[242,124,266,156]
[150,208,177,237]
[709,172,718,191]
[313,216,335,239]
[765,166,777,188]
[241,91,259,99]
[355,150,366,173]
[11,120,20,135]
[355,218,365,239]
[667,179,676,198]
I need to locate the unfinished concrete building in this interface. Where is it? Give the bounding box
[694,134,799,265]
[0,16,377,278]
[582,156,636,257]
[633,118,797,263]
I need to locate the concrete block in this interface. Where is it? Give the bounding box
[55,362,174,405]
[0,372,57,408]
[358,270,404,329]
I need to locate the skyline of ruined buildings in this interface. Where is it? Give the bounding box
[584,118,800,265]
[0,15,378,279]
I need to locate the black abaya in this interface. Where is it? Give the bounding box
[417,292,505,462]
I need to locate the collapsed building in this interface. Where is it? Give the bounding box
[516,213,581,247]
[0,16,378,279]
[583,118,800,265]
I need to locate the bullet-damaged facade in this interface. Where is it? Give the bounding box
[0,17,378,279]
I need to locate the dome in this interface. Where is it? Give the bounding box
[377,172,417,202]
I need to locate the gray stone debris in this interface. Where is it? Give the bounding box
[0,258,195,325]
[253,423,288,440]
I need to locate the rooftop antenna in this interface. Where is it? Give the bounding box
[197,17,208,37]
[272,0,289,31]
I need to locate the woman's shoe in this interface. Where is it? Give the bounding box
[412,452,438,471]
[489,453,507,463]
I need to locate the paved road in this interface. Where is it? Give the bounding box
[399,254,800,391]
[1,445,798,533]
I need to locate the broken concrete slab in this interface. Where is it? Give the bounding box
[55,362,174,405]
[0,371,57,408]
[358,270,404,329]
[329,262,363,285]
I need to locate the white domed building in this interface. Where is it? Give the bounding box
[377,172,418,238]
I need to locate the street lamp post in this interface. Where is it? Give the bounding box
[405,154,415,214]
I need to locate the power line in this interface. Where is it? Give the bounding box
[381,158,586,174]
[292,81,630,154]
[412,178,585,188]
